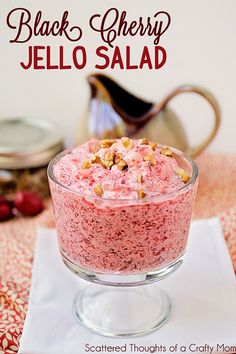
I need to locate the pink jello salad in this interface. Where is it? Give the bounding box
[49,138,198,273]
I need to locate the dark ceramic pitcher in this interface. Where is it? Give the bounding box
[78,73,221,157]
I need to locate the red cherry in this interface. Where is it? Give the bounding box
[14,191,44,216]
[0,202,12,221]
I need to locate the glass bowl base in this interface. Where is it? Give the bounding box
[74,284,171,337]
[62,250,184,287]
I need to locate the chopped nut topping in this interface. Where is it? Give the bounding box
[91,154,101,163]
[91,143,101,154]
[144,153,157,166]
[138,189,146,199]
[161,146,173,157]
[136,174,143,183]
[82,160,92,169]
[100,139,115,148]
[93,184,103,196]
[91,154,112,169]
[175,168,190,183]
[104,151,115,162]
[117,159,128,171]
[101,159,113,169]
[114,152,123,164]
[139,138,149,145]
[121,137,133,149]
[149,142,157,151]
[182,174,190,183]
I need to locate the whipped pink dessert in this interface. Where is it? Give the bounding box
[49,138,198,273]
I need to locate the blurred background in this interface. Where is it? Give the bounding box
[0,0,235,151]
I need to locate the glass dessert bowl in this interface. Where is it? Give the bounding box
[48,138,199,337]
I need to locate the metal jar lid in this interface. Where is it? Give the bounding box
[0,118,64,169]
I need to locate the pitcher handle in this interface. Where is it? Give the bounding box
[156,85,221,157]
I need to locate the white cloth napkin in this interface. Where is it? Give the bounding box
[19,218,236,354]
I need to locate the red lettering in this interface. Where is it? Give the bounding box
[111,46,124,69]
[155,46,166,69]
[89,8,171,48]
[140,46,152,69]
[46,46,58,69]
[59,46,71,69]
[7,8,32,43]
[7,8,82,43]
[20,45,32,69]
[40,21,51,36]
[51,21,60,35]
[73,46,87,69]
[95,46,109,69]
[34,11,42,35]
[34,46,45,69]
[126,46,138,69]
[19,45,167,71]
[90,8,119,48]
[58,11,82,41]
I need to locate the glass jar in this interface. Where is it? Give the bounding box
[0,118,64,199]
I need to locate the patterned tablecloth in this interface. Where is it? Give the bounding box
[0,152,236,353]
